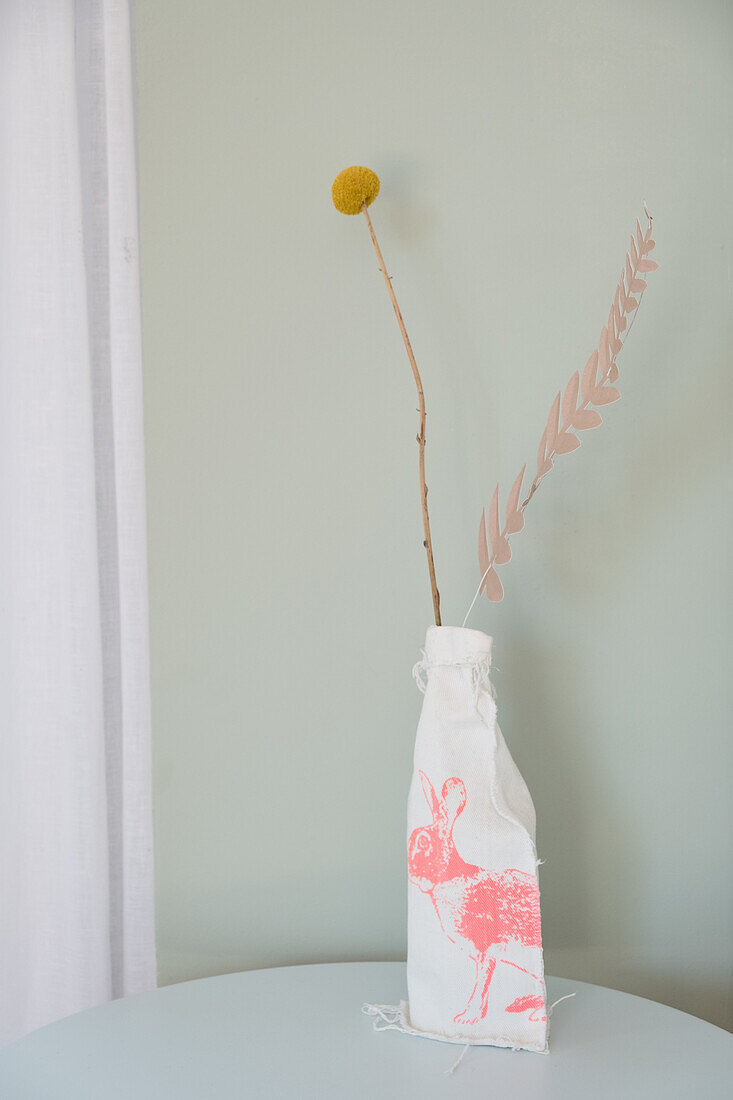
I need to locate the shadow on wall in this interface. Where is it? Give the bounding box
[546,352,727,600]
[501,629,640,993]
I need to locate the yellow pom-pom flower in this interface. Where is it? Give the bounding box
[331,166,380,215]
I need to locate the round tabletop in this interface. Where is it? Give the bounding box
[0,962,730,1098]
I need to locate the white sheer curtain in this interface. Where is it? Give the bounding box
[0,0,156,1045]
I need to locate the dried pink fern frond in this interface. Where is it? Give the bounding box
[468,211,658,614]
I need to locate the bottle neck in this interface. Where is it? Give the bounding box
[423,625,493,667]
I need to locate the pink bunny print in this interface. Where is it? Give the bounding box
[408,771,544,1025]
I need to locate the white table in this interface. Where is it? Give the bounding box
[0,962,730,1097]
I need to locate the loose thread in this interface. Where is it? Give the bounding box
[445,1043,470,1076]
[548,992,577,1014]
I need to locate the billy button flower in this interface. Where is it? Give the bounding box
[331,166,380,215]
[331,165,442,624]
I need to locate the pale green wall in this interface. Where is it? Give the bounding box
[135,0,732,1029]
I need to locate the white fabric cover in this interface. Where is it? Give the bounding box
[0,0,156,1045]
[405,626,547,1052]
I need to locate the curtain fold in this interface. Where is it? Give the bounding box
[0,0,156,1045]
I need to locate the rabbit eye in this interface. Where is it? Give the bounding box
[417,833,431,851]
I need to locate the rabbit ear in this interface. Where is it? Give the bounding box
[441,777,467,827]
[419,771,441,822]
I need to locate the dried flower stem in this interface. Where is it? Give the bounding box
[361,202,442,625]
[519,209,654,513]
[463,209,658,626]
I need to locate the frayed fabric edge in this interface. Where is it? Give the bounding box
[362,1002,549,1054]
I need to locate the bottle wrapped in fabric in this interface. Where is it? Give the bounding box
[404,625,548,1052]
